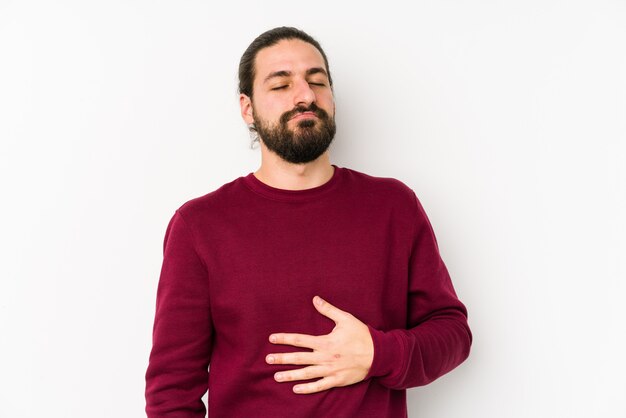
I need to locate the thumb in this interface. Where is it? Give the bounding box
[313,296,349,324]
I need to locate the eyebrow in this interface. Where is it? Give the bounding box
[263,67,328,84]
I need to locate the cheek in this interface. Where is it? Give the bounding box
[318,93,335,114]
[257,100,289,120]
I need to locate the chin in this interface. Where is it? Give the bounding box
[297,120,317,128]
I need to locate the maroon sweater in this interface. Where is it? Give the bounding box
[145,165,472,417]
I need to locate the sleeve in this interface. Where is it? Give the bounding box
[145,210,213,417]
[364,191,472,389]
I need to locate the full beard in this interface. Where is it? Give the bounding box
[253,103,336,164]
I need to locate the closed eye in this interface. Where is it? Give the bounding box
[271,82,325,91]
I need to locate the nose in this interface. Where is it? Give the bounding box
[293,79,316,107]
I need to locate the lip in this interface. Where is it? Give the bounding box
[290,112,318,120]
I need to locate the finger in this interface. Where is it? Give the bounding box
[293,376,337,394]
[312,296,349,323]
[269,332,320,349]
[266,351,320,366]
[273,365,328,383]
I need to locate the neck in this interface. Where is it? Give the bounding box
[254,143,334,190]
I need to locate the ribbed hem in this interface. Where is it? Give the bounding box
[242,164,342,202]
[364,325,404,381]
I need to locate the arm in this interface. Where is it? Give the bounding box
[145,210,213,417]
[267,192,472,392]
[364,191,472,389]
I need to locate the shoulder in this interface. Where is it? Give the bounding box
[341,166,417,205]
[173,175,246,221]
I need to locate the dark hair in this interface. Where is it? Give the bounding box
[238,26,333,98]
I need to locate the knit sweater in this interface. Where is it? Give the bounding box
[145,165,472,417]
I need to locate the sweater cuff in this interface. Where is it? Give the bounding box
[364,324,404,381]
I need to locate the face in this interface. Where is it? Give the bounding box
[240,39,336,164]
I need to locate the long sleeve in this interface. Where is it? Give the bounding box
[145,210,213,417]
[364,191,472,389]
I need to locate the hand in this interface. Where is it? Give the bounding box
[266,296,374,394]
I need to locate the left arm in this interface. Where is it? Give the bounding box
[267,192,472,393]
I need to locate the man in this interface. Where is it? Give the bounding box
[145,26,472,417]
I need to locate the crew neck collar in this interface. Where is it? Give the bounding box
[242,164,342,202]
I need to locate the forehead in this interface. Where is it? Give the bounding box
[254,39,327,83]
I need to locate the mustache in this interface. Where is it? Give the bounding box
[280,103,329,124]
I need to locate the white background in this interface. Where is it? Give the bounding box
[1,1,625,417]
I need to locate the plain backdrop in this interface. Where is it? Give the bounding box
[1,1,625,417]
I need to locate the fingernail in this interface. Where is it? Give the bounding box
[314,296,323,306]
[293,386,302,393]
[266,355,274,364]
[269,335,277,343]
[275,372,283,381]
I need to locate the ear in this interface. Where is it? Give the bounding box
[239,94,254,124]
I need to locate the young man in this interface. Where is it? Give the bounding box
[145,27,472,417]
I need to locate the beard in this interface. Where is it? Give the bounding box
[252,102,336,164]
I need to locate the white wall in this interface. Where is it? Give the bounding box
[1,1,624,417]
